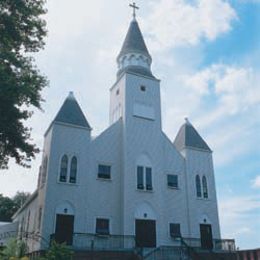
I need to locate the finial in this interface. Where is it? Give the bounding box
[129,2,139,19]
[185,117,190,125]
[68,91,75,99]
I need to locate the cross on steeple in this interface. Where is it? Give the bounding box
[129,2,139,18]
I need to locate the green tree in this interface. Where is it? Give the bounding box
[0,192,31,222]
[0,194,16,222]
[1,238,28,260]
[44,241,73,260]
[0,0,48,169]
[12,192,30,209]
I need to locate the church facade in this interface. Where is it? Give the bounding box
[11,14,222,253]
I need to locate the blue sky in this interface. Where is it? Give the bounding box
[0,0,259,250]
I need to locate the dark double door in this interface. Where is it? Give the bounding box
[55,214,74,245]
[200,224,213,250]
[135,219,156,248]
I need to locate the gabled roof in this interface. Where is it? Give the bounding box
[54,92,90,128]
[174,119,211,152]
[117,18,151,60]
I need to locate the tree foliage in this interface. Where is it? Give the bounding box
[0,192,31,222]
[12,192,31,209]
[0,0,48,169]
[0,238,28,260]
[0,241,73,260]
[44,241,73,260]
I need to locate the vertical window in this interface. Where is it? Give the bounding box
[202,176,208,198]
[170,223,181,238]
[96,218,110,235]
[70,157,77,183]
[167,174,178,189]
[196,175,202,198]
[37,166,42,188]
[98,165,111,179]
[38,207,42,230]
[59,155,68,182]
[41,156,48,185]
[146,167,152,190]
[137,166,144,189]
[20,217,25,238]
[26,210,31,233]
[137,166,153,191]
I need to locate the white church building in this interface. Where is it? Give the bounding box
[2,8,236,256]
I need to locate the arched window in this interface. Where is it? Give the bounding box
[196,175,202,198]
[202,176,208,198]
[41,156,48,185]
[70,156,77,184]
[59,155,68,182]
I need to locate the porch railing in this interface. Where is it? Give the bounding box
[72,233,136,250]
[181,237,236,251]
[50,233,235,253]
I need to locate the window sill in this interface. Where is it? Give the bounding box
[167,186,180,190]
[57,181,79,186]
[196,197,210,201]
[97,178,112,182]
[170,236,182,240]
[95,233,110,237]
[136,189,154,193]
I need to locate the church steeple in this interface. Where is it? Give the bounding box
[116,9,154,79]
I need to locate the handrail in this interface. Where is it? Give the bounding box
[180,237,200,259]
[71,233,136,250]
[181,237,236,251]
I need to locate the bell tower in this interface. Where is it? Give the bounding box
[109,6,161,130]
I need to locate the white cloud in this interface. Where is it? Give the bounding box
[219,195,260,247]
[162,63,260,165]
[252,175,260,188]
[239,0,260,3]
[143,0,237,51]
[186,64,260,106]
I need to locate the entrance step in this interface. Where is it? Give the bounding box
[144,246,191,260]
[73,250,140,260]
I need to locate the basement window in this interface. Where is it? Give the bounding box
[170,223,181,238]
[96,218,110,235]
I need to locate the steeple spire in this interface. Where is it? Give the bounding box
[116,5,154,79]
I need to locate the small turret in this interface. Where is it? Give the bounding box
[54,91,91,129]
[174,118,211,152]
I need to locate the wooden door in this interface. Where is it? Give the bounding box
[135,219,156,248]
[55,214,74,245]
[200,224,213,250]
